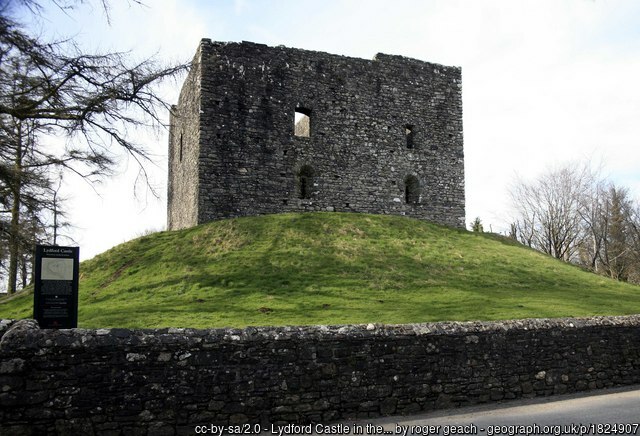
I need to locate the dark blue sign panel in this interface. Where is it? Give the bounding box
[34,245,79,329]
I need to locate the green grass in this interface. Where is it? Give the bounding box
[2,212,639,328]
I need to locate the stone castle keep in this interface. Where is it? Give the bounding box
[167,40,465,230]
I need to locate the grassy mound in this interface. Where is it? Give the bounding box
[1,212,639,328]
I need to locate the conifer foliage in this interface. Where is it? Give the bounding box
[0,1,187,293]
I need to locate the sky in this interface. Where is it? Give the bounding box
[17,0,640,259]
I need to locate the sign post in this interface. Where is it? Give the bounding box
[33,245,79,329]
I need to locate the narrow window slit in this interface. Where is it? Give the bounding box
[405,125,414,149]
[179,133,184,162]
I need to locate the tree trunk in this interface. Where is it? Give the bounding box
[7,122,23,294]
[53,188,58,246]
[20,254,28,288]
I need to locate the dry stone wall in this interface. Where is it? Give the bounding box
[168,40,465,230]
[1,316,640,435]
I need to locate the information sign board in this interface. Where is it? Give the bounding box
[33,245,79,328]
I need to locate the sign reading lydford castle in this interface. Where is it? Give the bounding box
[33,245,79,329]
[168,40,465,230]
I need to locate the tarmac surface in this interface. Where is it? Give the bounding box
[303,386,640,436]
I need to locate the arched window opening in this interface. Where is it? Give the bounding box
[405,124,414,149]
[294,107,311,137]
[404,175,420,204]
[297,165,315,199]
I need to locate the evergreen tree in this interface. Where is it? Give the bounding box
[0,1,186,293]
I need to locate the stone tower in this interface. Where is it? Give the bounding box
[168,40,465,230]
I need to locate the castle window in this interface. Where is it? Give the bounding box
[297,165,315,199]
[405,125,414,149]
[294,108,311,137]
[179,133,184,162]
[404,175,420,204]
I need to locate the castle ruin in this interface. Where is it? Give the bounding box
[168,40,465,230]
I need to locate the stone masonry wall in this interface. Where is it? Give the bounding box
[1,316,640,435]
[167,44,203,230]
[168,40,465,230]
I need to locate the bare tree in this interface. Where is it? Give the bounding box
[576,178,609,272]
[509,163,594,261]
[0,1,187,293]
[510,161,640,284]
[49,172,68,246]
[626,202,640,283]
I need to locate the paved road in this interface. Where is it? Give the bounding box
[310,386,640,436]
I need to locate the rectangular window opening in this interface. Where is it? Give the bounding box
[294,108,311,137]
